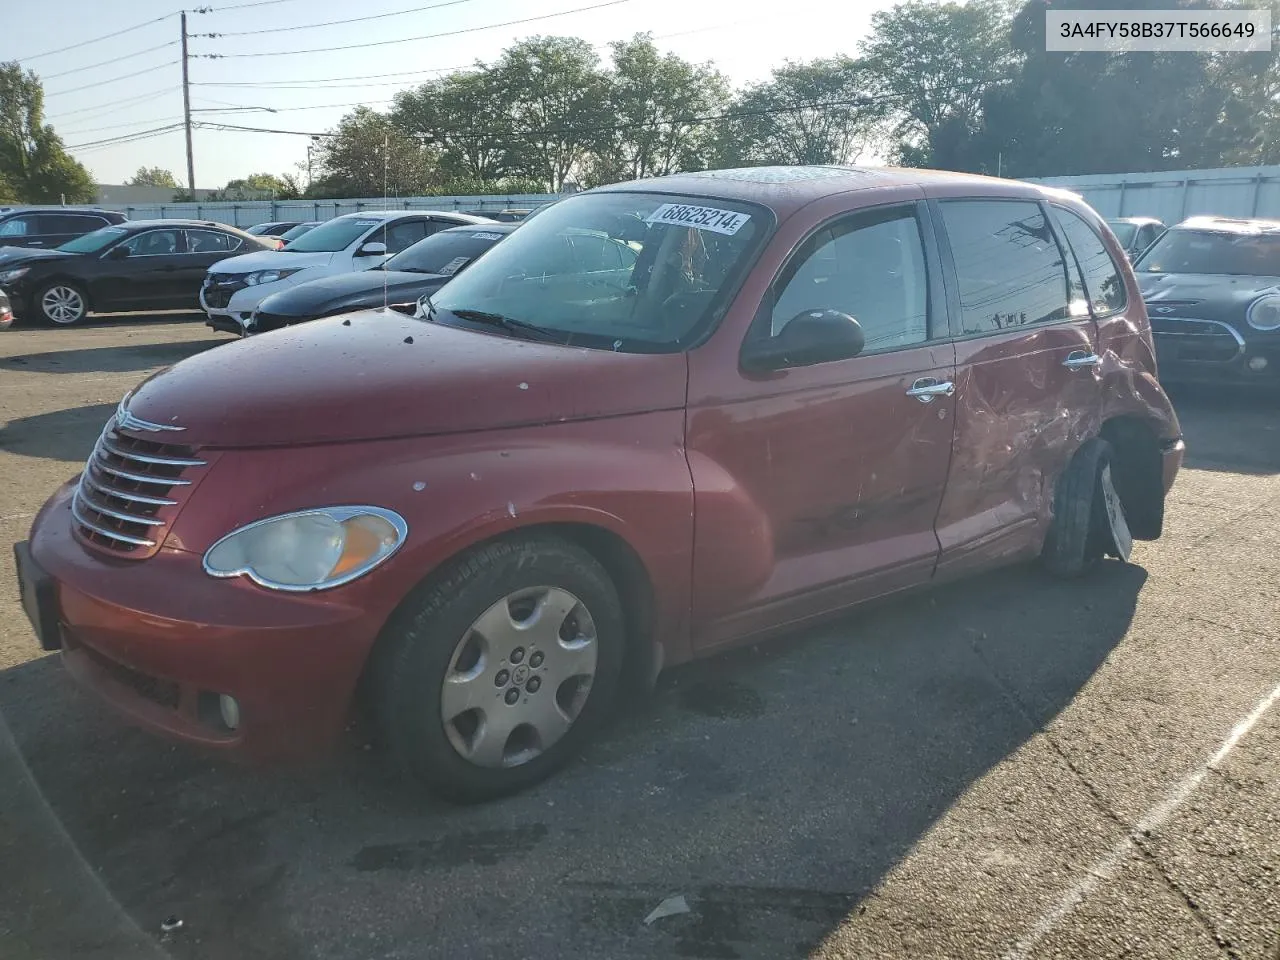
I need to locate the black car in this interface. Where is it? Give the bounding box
[279,221,322,244]
[0,207,128,250]
[1107,216,1166,260]
[246,220,303,238]
[244,223,518,334]
[1136,216,1280,385]
[0,219,275,326]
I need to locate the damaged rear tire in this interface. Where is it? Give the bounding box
[1042,437,1132,579]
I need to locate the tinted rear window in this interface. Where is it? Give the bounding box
[1055,208,1127,314]
[940,200,1070,335]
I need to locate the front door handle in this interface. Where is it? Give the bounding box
[1063,351,1102,369]
[906,377,956,402]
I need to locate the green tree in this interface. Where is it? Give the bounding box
[312,106,438,197]
[393,69,514,182]
[589,34,729,184]
[126,166,178,188]
[491,36,610,190]
[0,62,94,203]
[212,172,299,200]
[860,0,1016,169]
[718,58,883,167]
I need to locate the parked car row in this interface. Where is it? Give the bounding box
[16,165,1187,803]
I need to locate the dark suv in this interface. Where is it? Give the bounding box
[0,208,128,250]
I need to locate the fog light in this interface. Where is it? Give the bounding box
[1248,355,1268,371]
[219,694,241,731]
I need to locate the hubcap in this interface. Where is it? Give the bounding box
[441,586,598,768]
[42,286,85,325]
[1098,464,1133,561]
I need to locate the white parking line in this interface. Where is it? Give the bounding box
[1004,680,1280,959]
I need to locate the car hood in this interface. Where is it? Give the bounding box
[208,248,335,275]
[125,311,688,447]
[0,247,78,266]
[1139,272,1280,320]
[258,270,443,316]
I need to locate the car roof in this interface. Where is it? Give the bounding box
[1109,216,1164,226]
[330,209,494,223]
[589,165,1072,219]
[1,206,123,216]
[116,219,250,230]
[1175,215,1280,234]
[436,223,519,235]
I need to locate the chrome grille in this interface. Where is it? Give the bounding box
[1149,316,1245,364]
[72,419,205,557]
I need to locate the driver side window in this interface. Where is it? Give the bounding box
[768,207,930,353]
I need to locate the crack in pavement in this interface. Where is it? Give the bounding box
[966,634,1243,959]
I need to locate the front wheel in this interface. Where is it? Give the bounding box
[1042,438,1132,578]
[35,282,89,326]
[371,535,625,803]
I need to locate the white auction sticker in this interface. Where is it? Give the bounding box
[471,232,504,240]
[439,256,471,276]
[645,203,751,236]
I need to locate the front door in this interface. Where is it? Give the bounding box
[929,197,1102,577]
[92,227,188,309]
[687,201,957,649]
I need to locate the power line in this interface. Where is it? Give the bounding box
[66,123,186,151]
[39,40,179,81]
[201,0,314,11]
[197,0,634,58]
[16,13,175,62]
[200,0,480,37]
[59,115,185,137]
[48,88,174,119]
[185,20,773,90]
[45,60,181,97]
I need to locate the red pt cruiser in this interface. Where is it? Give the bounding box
[15,167,1184,801]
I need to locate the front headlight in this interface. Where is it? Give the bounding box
[1247,294,1280,331]
[203,506,407,591]
[0,266,29,283]
[244,268,301,286]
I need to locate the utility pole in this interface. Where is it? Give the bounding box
[181,11,195,193]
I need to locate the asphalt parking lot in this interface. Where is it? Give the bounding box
[1,315,1278,960]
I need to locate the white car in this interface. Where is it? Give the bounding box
[201,210,494,333]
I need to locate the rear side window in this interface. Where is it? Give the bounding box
[1052,207,1127,314]
[939,200,1070,335]
[42,214,107,234]
[185,229,241,253]
[0,215,35,237]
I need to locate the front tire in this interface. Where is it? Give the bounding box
[34,282,89,326]
[371,535,625,803]
[1042,438,1132,578]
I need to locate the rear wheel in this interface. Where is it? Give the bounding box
[371,535,624,803]
[35,282,88,326]
[1042,438,1132,578]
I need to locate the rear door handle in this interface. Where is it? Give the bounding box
[906,377,955,402]
[1063,351,1102,369]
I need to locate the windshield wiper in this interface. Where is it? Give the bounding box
[447,308,565,343]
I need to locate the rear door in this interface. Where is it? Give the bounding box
[930,197,1101,578]
[688,201,958,648]
[0,214,42,248]
[178,229,245,305]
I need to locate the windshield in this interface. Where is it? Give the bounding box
[246,224,272,235]
[384,229,507,274]
[1109,222,1137,247]
[279,222,318,242]
[430,191,766,352]
[1135,228,1280,276]
[283,217,380,253]
[57,225,129,254]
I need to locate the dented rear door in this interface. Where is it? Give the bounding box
[929,197,1102,578]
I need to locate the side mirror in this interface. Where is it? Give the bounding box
[105,245,130,260]
[740,309,865,372]
[356,241,387,257]
[388,301,417,315]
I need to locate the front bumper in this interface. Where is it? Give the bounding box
[20,484,382,762]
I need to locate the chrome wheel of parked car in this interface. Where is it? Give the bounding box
[442,586,598,768]
[38,283,87,325]
[1043,438,1131,578]
[371,534,623,802]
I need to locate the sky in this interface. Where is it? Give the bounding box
[5,0,893,189]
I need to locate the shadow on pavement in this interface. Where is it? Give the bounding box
[0,560,1146,960]
[0,338,224,376]
[1169,384,1280,475]
[0,403,115,462]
